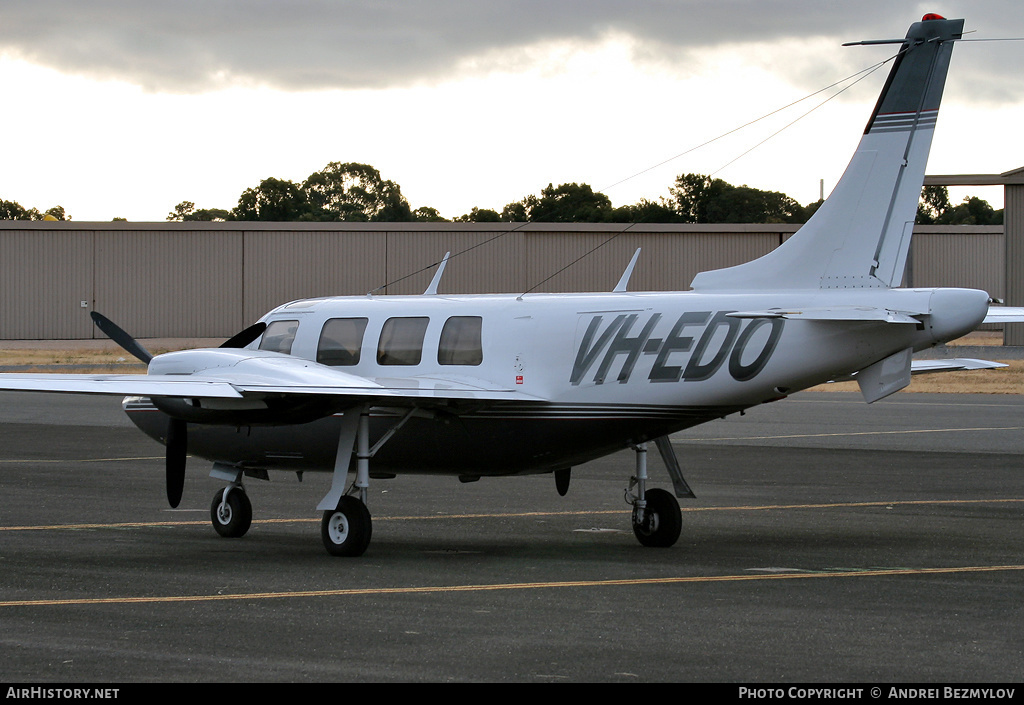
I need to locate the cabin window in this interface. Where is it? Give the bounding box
[438,316,483,366]
[259,319,299,355]
[317,317,369,366]
[377,317,429,365]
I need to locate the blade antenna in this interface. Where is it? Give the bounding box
[422,252,451,295]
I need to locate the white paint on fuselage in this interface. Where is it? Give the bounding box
[251,285,989,412]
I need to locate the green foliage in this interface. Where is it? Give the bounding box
[608,198,683,223]
[513,183,615,223]
[669,174,805,224]
[302,162,413,222]
[167,200,237,222]
[413,207,448,222]
[455,207,502,222]
[232,178,308,221]
[0,199,68,220]
[139,166,992,227]
[917,186,1002,225]
[171,162,419,223]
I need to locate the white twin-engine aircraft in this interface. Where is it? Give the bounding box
[0,15,1018,556]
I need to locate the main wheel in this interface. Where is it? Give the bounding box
[321,496,372,557]
[211,488,253,538]
[632,487,682,548]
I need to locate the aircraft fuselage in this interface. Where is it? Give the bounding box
[123,285,989,477]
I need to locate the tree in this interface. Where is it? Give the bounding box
[232,178,307,221]
[0,199,67,220]
[167,201,231,222]
[669,174,804,224]
[1,200,31,220]
[455,207,502,223]
[503,183,614,223]
[302,162,413,222]
[412,207,448,222]
[167,201,196,221]
[608,198,682,223]
[500,201,529,222]
[917,186,1002,225]
[917,185,952,224]
[939,196,1003,225]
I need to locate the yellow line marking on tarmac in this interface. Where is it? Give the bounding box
[2,564,1022,608]
[0,456,163,464]
[676,426,1024,442]
[2,498,1021,532]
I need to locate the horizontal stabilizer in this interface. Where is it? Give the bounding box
[983,306,1024,324]
[829,357,1006,384]
[909,358,1007,374]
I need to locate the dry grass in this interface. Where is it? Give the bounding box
[0,344,186,374]
[811,359,1024,395]
[944,330,1003,346]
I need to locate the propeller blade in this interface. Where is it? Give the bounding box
[166,418,187,508]
[90,312,153,364]
[220,321,267,349]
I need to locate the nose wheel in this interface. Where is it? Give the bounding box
[211,487,253,538]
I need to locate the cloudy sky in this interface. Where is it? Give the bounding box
[1,1,1022,221]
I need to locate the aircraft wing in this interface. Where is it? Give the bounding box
[0,374,245,398]
[0,366,544,404]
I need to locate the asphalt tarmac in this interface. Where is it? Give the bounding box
[0,391,1022,683]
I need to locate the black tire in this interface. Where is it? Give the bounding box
[321,496,372,557]
[210,488,253,538]
[632,487,681,548]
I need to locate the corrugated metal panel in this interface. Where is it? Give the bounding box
[639,230,783,291]
[1004,186,1024,344]
[910,227,1004,294]
[383,228,526,295]
[94,230,243,338]
[0,230,94,339]
[523,230,644,293]
[0,221,1010,339]
[522,228,786,293]
[243,230,386,320]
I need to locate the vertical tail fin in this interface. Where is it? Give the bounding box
[691,15,964,291]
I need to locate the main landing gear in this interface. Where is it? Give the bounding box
[321,495,372,557]
[626,441,683,548]
[315,406,383,557]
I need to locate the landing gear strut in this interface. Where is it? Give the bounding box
[626,442,682,548]
[317,406,377,557]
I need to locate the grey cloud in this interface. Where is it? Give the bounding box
[0,0,1020,101]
